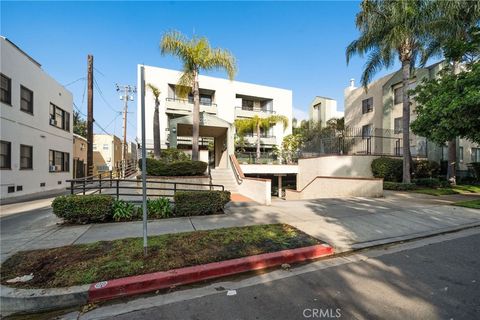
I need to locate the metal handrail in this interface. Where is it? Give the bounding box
[165,97,217,107]
[229,154,244,185]
[235,106,276,114]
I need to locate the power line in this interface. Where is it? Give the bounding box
[93,77,119,113]
[74,102,112,136]
[64,77,86,87]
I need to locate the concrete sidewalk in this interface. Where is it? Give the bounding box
[1,191,479,262]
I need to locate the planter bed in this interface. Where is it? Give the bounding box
[1,224,321,289]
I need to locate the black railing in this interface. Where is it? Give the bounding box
[166,97,217,107]
[67,178,224,201]
[235,106,276,114]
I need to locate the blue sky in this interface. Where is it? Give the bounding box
[2,1,401,141]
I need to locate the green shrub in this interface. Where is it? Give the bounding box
[471,162,480,181]
[371,157,403,182]
[383,182,416,191]
[159,149,190,163]
[412,178,440,188]
[412,160,440,179]
[139,158,207,176]
[112,199,136,221]
[174,190,231,216]
[147,197,173,219]
[52,195,113,223]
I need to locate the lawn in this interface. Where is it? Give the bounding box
[1,224,320,289]
[413,184,480,196]
[453,199,480,209]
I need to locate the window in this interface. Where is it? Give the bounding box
[362,98,373,114]
[394,87,403,104]
[472,148,480,163]
[242,99,254,110]
[362,124,372,139]
[49,150,70,172]
[20,145,33,169]
[49,103,70,131]
[103,144,109,150]
[459,146,464,162]
[394,117,403,134]
[442,145,448,161]
[1,74,11,105]
[93,144,97,151]
[20,85,34,114]
[199,94,213,106]
[0,140,11,169]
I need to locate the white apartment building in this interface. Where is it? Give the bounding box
[309,96,343,127]
[1,37,73,199]
[137,65,293,165]
[344,61,480,173]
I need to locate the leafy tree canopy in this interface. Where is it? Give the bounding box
[73,110,87,138]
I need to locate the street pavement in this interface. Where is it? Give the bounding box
[1,191,480,262]
[79,228,480,320]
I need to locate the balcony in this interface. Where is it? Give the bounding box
[242,133,277,146]
[165,98,217,115]
[235,106,276,118]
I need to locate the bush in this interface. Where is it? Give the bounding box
[52,195,113,223]
[159,149,190,163]
[412,178,440,188]
[412,160,440,179]
[174,190,231,216]
[112,199,136,221]
[371,157,403,182]
[147,197,173,219]
[383,182,416,191]
[471,162,480,181]
[139,158,207,176]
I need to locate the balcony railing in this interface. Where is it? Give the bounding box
[166,97,217,107]
[242,133,276,139]
[235,106,276,114]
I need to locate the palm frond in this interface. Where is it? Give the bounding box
[146,83,160,98]
[175,71,194,98]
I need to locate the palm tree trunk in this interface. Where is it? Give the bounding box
[447,61,461,185]
[192,70,200,161]
[153,98,161,160]
[401,59,412,183]
[256,124,261,164]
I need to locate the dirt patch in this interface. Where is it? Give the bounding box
[1,224,321,289]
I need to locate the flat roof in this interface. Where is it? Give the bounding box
[1,36,42,68]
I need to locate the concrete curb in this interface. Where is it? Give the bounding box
[0,283,89,317]
[0,244,333,316]
[88,244,334,302]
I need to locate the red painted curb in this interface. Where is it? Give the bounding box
[88,244,334,302]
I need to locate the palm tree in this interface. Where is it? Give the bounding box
[235,115,288,163]
[420,1,480,184]
[160,31,237,161]
[346,0,431,183]
[147,83,161,160]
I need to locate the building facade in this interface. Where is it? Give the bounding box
[1,37,73,199]
[137,66,293,156]
[309,96,343,127]
[344,61,479,173]
[92,134,122,174]
[72,134,87,178]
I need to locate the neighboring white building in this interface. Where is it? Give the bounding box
[137,66,293,155]
[1,36,73,199]
[308,96,343,127]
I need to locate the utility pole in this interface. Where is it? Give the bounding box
[116,84,136,167]
[87,55,94,177]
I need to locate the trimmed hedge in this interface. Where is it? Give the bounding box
[471,162,480,180]
[371,157,403,182]
[383,182,416,191]
[139,158,207,176]
[174,190,231,216]
[412,160,440,179]
[52,195,113,223]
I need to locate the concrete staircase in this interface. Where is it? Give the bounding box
[210,168,239,192]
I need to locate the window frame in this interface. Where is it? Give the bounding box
[394,117,403,134]
[459,146,464,162]
[49,103,70,132]
[20,85,34,114]
[362,97,373,114]
[1,73,12,105]
[0,140,12,169]
[362,124,372,139]
[20,144,33,170]
[49,149,70,172]
[394,86,403,105]
[472,148,480,163]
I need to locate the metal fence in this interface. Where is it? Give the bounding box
[299,128,428,158]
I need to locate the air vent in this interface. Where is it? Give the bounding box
[16,185,23,191]
[7,186,15,193]
[58,181,62,185]
[40,182,46,187]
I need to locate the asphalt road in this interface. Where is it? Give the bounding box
[106,233,480,320]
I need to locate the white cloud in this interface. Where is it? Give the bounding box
[293,107,308,122]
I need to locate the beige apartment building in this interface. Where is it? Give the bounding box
[72,134,87,178]
[309,96,343,127]
[344,61,480,173]
[92,134,122,174]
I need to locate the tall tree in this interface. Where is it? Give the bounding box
[235,115,288,163]
[420,1,480,184]
[160,31,237,161]
[73,110,87,138]
[146,83,161,160]
[346,0,431,183]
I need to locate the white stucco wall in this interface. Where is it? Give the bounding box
[238,177,271,205]
[0,37,73,199]
[297,155,380,190]
[137,65,293,151]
